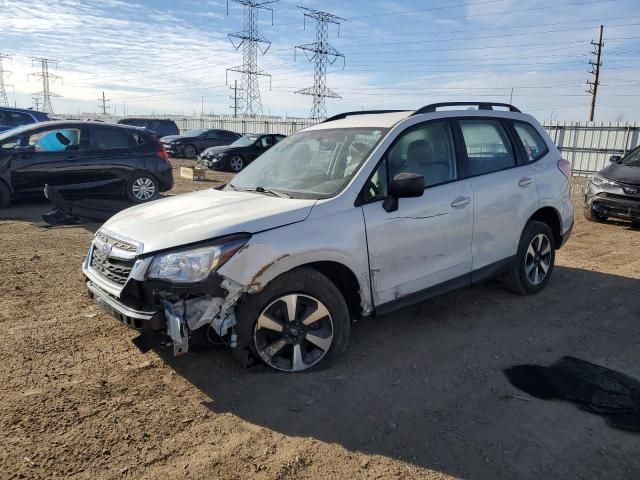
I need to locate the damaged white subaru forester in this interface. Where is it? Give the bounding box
[83,103,574,372]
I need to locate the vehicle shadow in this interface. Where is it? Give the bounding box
[0,198,102,233]
[159,266,640,479]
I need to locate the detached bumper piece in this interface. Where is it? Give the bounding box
[590,193,640,221]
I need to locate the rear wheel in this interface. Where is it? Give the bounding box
[0,182,10,209]
[183,144,197,159]
[229,155,244,172]
[126,173,159,203]
[234,268,350,372]
[503,221,555,295]
[584,205,607,222]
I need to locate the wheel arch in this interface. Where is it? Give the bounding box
[527,206,562,247]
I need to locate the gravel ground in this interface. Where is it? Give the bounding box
[1,163,639,479]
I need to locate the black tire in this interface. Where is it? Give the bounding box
[233,267,350,372]
[183,144,197,159]
[584,204,607,222]
[126,173,159,203]
[503,220,556,295]
[0,181,10,209]
[229,155,245,172]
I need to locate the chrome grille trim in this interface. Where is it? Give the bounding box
[87,230,143,293]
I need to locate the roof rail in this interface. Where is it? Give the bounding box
[322,110,409,123]
[412,102,521,116]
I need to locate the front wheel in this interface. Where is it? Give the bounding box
[503,220,556,295]
[229,155,245,172]
[234,268,350,372]
[126,173,159,203]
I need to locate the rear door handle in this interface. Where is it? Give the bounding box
[518,177,533,187]
[451,196,471,208]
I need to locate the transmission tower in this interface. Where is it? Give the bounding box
[294,7,346,120]
[586,25,604,122]
[29,58,61,114]
[226,0,277,117]
[0,53,12,107]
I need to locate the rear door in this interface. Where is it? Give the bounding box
[456,118,539,272]
[361,120,474,306]
[10,125,87,194]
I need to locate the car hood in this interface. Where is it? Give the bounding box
[600,162,640,185]
[201,145,240,156]
[100,189,317,254]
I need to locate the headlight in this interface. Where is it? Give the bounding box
[591,174,619,189]
[147,235,249,283]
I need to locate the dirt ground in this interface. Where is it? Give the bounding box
[1,163,639,479]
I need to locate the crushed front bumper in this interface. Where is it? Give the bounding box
[586,192,640,221]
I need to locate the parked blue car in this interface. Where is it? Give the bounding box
[0,107,53,133]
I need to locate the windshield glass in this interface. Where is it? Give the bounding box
[186,129,206,137]
[232,135,259,147]
[229,127,387,198]
[622,148,640,167]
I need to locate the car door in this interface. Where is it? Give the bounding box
[361,120,474,307]
[10,125,87,194]
[456,118,539,272]
[249,136,270,162]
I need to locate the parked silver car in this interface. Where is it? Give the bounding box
[83,102,574,372]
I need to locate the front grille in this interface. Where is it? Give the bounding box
[90,231,141,286]
[90,248,134,285]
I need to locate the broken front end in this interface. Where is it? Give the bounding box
[83,230,250,355]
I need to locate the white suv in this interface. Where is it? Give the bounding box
[83,102,574,372]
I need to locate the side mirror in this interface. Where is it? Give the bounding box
[610,155,622,163]
[383,173,425,213]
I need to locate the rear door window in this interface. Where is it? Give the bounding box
[90,127,134,150]
[3,111,35,127]
[458,120,515,176]
[513,121,548,162]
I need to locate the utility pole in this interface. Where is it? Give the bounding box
[226,0,278,117]
[33,97,41,110]
[29,58,61,114]
[294,7,346,120]
[509,87,514,104]
[97,91,110,115]
[587,25,604,122]
[230,79,240,117]
[0,53,12,107]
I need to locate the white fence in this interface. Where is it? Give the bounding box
[64,114,639,175]
[542,121,640,175]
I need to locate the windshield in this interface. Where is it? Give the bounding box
[186,129,206,137]
[621,147,640,167]
[229,127,387,198]
[232,135,259,147]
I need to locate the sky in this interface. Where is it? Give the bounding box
[1,0,640,121]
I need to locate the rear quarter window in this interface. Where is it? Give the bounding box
[513,121,548,162]
[91,127,134,149]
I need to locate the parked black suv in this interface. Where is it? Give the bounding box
[0,121,173,208]
[199,133,286,171]
[117,118,180,138]
[161,128,240,159]
[0,107,53,133]
[585,147,640,225]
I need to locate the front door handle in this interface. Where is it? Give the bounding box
[451,196,471,208]
[518,177,533,187]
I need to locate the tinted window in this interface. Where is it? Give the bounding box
[29,128,82,152]
[0,111,34,127]
[513,121,548,162]
[203,130,220,139]
[387,121,457,187]
[91,127,133,149]
[459,120,515,176]
[222,130,239,139]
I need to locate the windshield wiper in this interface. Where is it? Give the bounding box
[243,186,292,198]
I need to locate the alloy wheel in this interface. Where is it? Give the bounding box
[253,293,334,372]
[230,156,244,172]
[131,177,156,201]
[524,233,552,285]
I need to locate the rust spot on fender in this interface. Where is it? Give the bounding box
[248,254,290,292]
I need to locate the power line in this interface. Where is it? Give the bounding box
[29,58,61,114]
[0,53,12,107]
[294,6,345,119]
[226,0,278,117]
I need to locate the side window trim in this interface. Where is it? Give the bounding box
[509,120,550,164]
[502,120,528,166]
[356,118,461,206]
